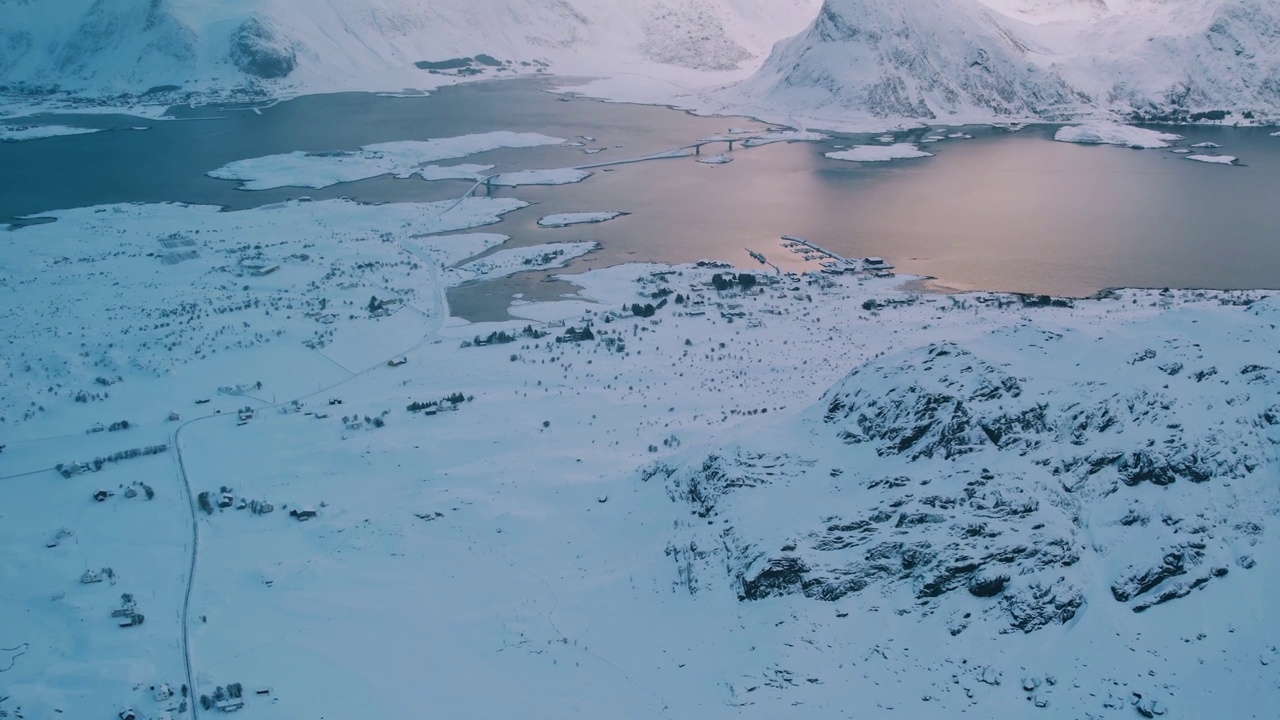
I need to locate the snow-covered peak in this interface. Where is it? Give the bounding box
[728,0,1280,129]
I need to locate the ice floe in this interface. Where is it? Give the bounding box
[1054,123,1183,149]
[697,154,734,165]
[1185,154,1237,165]
[825,143,934,162]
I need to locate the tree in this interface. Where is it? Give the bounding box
[711,273,730,291]
[738,273,757,290]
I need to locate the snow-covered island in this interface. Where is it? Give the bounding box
[537,212,627,228]
[0,124,102,142]
[825,143,934,162]
[1054,123,1183,149]
[2,190,1279,719]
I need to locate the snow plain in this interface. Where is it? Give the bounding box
[3,180,1280,718]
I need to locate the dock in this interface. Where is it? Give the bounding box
[780,236,895,277]
[781,236,856,267]
[745,248,781,274]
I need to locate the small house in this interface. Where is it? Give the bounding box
[167,412,181,422]
[215,699,245,713]
[218,493,234,509]
[153,683,174,702]
[81,569,104,584]
[387,357,408,367]
[290,506,318,522]
[94,489,111,502]
[119,709,140,720]
[118,612,144,628]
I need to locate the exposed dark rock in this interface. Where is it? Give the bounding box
[739,557,810,601]
[968,574,1010,598]
[1004,580,1083,632]
[230,17,297,79]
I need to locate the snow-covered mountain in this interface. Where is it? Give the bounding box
[0,0,819,100]
[729,0,1280,128]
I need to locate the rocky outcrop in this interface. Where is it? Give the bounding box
[650,328,1278,635]
[229,17,297,79]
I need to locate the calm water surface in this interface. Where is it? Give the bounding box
[4,78,1279,321]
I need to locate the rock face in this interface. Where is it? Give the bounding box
[736,0,1280,124]
[640,0,752,71]
[229,17,297,80]
[647,318,1279,634]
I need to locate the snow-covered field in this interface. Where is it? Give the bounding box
[2,187,1279,718]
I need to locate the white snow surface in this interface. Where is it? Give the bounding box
[537,212,625,228]
[0,124,101,141]
[825,143,935,162]
[206,131,566,190]
[1054,122,1184,148]
[1186,154,1238,165]
[2,194,1280,718]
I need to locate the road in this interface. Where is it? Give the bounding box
[169,235,451,716]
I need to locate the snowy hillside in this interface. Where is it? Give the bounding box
[722,0,1280,130]
[2,140,1279,714]
[0,0,819,103]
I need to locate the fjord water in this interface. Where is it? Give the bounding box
[4,78,1280,316]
